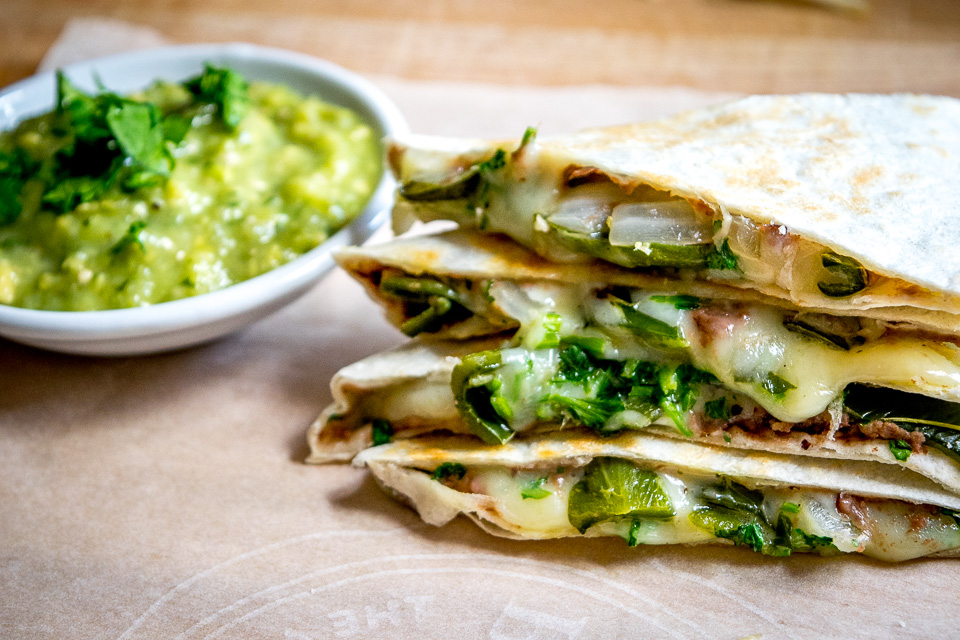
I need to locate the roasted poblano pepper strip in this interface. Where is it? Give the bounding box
[782,317,855,350]
[548,222,716,269]
[817,251,868,297]
[450,350,515,445]
[399,145,509,203]
[399,166,482,201]
[380,275,471,337]
[567,457,674,534]
[689,478,836,556]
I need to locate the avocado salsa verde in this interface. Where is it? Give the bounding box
[0,65,381,311]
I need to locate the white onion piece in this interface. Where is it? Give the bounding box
[487,281,541,326]
[797,494,865,553]
[608,201,713,246]
[547,197,611,235]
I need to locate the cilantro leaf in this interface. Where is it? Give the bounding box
[704,397,731,420]
[431,462,467,481]
[521,477,551,500]
[537,312,562,349]
[705,238,740,271]
[0,148,32,225]
[111,221,148,255]
[371,419,393,446]
[888,439,912,462]
[106,101,171,177]
[185,64,249,129]
[42,176,109,214]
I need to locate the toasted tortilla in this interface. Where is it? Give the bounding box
[389,94,960,315]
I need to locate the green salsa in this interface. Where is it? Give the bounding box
[0,66,381,310]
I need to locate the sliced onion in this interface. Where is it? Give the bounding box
[608,201,713,247]
[547,197,611,235]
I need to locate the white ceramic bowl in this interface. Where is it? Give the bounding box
[0,43,407,356]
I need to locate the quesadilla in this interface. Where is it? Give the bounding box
[309,230,960,496]
[355,432,960,561]
[309,94,960,561]
[388,94,960,316]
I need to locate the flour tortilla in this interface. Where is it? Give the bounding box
[389,94,960,314]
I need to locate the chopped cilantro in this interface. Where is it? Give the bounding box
[545,394,622,431]
[537,312,563,349]
[780,501,800,514]
[704,397,730,420]
[519,126,537,148]
[737,371,796,399]
[431,462,467,481]
[106,101,171,178]
[759,372,797,398]
[16,67,250,222]
[185,64,249,129]
[371,419,393,446]
[110,220,148,255]
[0,148,32,225]
[889,439,912,462]
[521,477,552,500]
[478,148,507,173]
[705,238,740,271]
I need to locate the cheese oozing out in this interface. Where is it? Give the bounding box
[425,459,960,562]
[481,283,960,425]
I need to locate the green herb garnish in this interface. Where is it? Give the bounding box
[537,312,563,349]
[110,220,147,255]
[704,397,731,420]
[185,64,249,129]
[521,477,552,500]
[431,462,467,481]
[371,419,394,446]
[705,238,740,271]
[889,439,912,462]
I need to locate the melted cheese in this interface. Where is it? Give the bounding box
[487,284,960,423]
[463,462,960,561]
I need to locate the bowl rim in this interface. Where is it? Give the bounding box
[0,42,408,340]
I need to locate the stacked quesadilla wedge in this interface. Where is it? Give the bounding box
[309,94,960,560]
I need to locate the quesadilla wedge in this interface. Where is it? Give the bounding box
[387,94,960,316]
[310,338,960,497]
[309,230,960,492]
[354,432,960,561]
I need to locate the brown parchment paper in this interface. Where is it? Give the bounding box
[3,20,959,640]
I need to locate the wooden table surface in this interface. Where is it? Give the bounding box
[2,0,960,96]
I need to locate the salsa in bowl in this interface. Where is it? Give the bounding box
[0,43,407,355]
